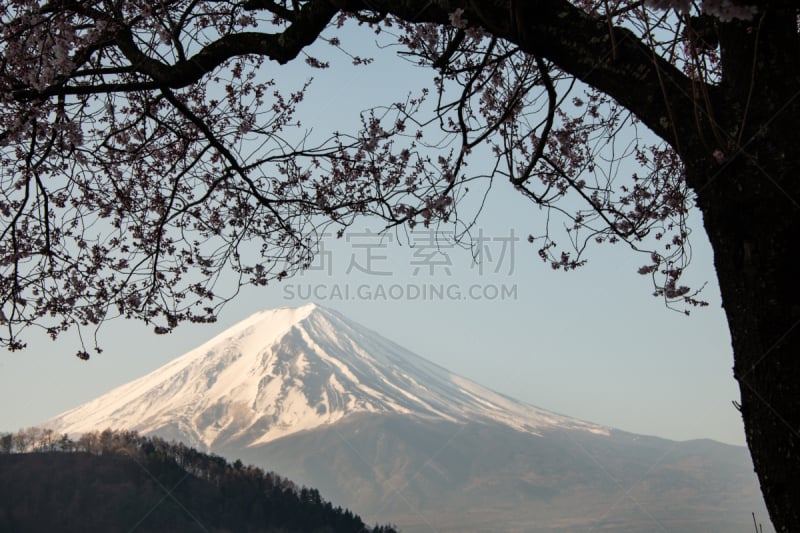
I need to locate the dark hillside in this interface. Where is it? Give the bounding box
[0,429,396,533]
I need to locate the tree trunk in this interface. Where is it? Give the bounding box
[692,141,800,532]
[684,11,800,531]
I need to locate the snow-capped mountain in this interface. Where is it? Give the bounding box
[48,303,606,449]
[45,303,771,532]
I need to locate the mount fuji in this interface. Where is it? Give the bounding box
[47,303,771,532]
[48,303,605,448]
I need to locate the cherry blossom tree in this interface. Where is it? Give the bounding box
[1,0,798,529]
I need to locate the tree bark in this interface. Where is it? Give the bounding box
[688,13,800,532]
[693,151,800,533]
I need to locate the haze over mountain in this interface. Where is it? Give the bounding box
[47,304,771,532]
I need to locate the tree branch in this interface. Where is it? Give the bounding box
[114,0,337,87]
[332,0,706,154]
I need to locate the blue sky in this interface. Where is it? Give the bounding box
[0,22,744,446]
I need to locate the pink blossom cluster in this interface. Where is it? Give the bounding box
[448,8,468,29]
[700,0,757,21]
[0,1,709,351]
[646,0,756,20]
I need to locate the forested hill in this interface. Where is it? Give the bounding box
[0,428,397,533]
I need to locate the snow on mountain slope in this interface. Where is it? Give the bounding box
[47,303,607,449]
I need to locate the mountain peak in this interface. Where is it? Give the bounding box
[191,303,321,355]
[47,305,607,449]
[291,301,321,313]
